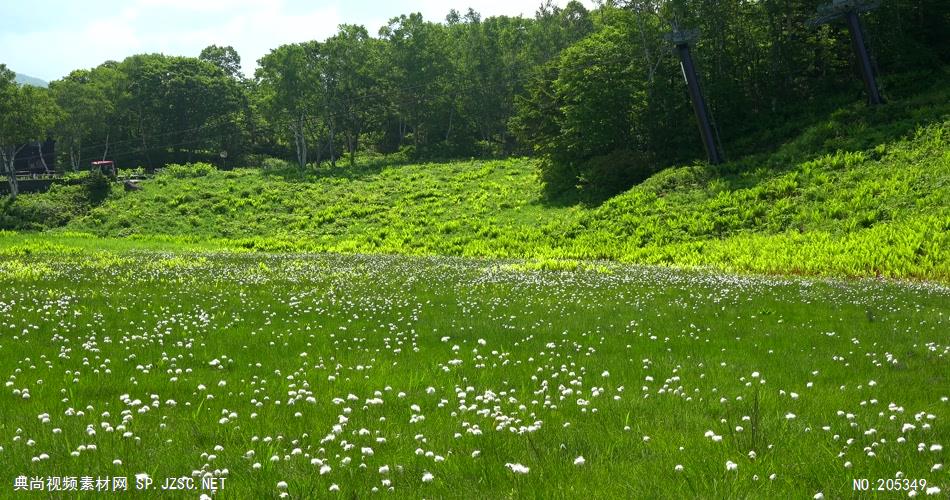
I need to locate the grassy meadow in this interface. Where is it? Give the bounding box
[0,247,947,498]
[3,74,949,281]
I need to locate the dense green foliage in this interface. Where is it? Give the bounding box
[0,248,946,498]
[49,69,116,170]
[513,1,949,195]
[0,65,60,198]
[5,3,599,173]
[6,77,947,280]
[3,0,946,196]
[0,171,112,230]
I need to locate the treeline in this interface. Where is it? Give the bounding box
[251,4,597,165]
[1,0,947,197]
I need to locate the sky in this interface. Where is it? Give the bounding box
[1,0,594,82]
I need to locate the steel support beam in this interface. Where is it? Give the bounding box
[844,11,884,105]
[674,43,723,165]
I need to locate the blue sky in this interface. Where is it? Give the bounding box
[2,0,593,82]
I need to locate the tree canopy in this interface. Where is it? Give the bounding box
[1,0,945,195]
[0,64,60,198]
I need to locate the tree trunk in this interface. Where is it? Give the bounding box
[633,2,659,86]
[352,126,360,166]
[445,103,454,142]
[313,137,322,168]
[6,171,17,200]
[292,115,307,169]
[140,127,152,170]
[328,119,336,168]
[346,128,359,167]
[102,130,110,161]
[70,143,81,171]
[37,141,50,173]
[2,148,21,200]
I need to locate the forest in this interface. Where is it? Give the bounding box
[2,0,946,200]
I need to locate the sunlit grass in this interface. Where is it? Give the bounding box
[1,250,946,497]
[3,78,948,281]
[47,119,950,280]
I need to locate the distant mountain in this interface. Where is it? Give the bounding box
[14,72,48,88]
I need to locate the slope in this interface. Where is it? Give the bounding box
[6,73,949,280]
[14,72,48,87]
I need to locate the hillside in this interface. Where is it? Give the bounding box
[14,72,48,87]
[6,76,949,280]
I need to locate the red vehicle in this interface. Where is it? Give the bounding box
[91,160,116,176]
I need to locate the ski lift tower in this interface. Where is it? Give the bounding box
[808,0,884,105]
[665,25,723,165]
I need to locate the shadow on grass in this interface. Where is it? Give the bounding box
[537,179,649,209]
[578,69,950,202]
[259,155,503,183]
[724,69,949,175]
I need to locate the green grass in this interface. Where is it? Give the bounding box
[1,70,946,499]
[0,248,946,498]
[5,75,940,280]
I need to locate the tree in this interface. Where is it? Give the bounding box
[49,70,113,170]
[322,25,384,166]
[119,54,243,167]
[200,45,244,80]
[256,42,324,169]
[82,64,126,162]
[529,0,565,64]
[6,0,941,176]
[514,14,652,196]
[448,12,533,154]
[163,57,243,162]
[560,1,595,46]
[379,13,453,151]
[0,65,60,198]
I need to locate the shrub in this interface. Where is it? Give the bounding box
[84,171,112,204]
[62,170,91,183]
[0,184,88,230]
[161,162,215,179]
[118,166,146,177]
[578,149,656,199]
[262,158,292,170]
[538,157,580,197]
